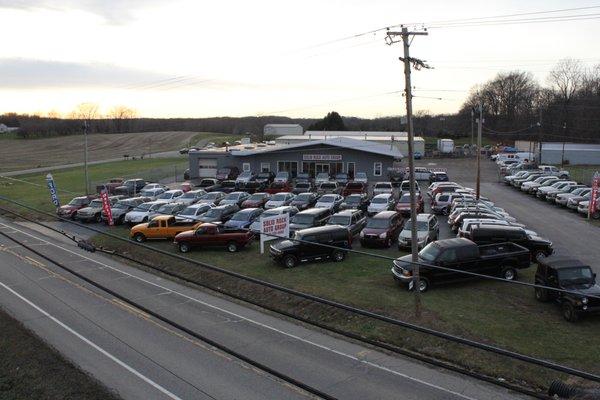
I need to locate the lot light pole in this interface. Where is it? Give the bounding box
[83,120,90,195]
[386,27,429,318]
[476,104,482,200]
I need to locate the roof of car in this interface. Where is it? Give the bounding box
[434,238,474,248]
[540,255,589,269]
[372,210,398,219]
[471,225,523,233]
[416,213,433,221]
[333,209,360,216]
[295,225,348,236]
[297,207,330,215]
[373,193,393,198]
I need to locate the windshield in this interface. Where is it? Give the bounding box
[272,193,288,201]
[200,179,214,185]
[320,183,336,189]
[398,194,412,203]
[292,214,314,224]
[419,243,442,262]
[231,211,251,221]
[68,198,85,206]
[217,169,230,174]
[262,210,281,218]
[319,195,335,203]
[89,200,102,208]
[345,196,361,203]
[181,192,197,198]
[157,192,173,199]
[224,193,240,200]
[366,218,389,229]
[113,202,130,209]
[249,194,266,201]
[558,267,594,285]
[203,193,220,199]
[316,173,329,178]
[157,205,175,213]
[371,197,388,204]
[403,220,428,230]
[133,203,153,211]
[375,183,391,189]
[295,183,310,188]
[204,209,223,218]
[328,216,350,225]
[179,207,198,216]
[346,183,363,189]
[222,181,236,187]
[295,194,312,201]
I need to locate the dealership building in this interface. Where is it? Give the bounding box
[188,137,403,181]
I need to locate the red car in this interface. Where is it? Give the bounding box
[56,195,97,219]
[342,181,367,197]
[359,211,403,248]
[241,192,271,209]
[395,193,424,217]
[265,181,292,194]
[174,223,255,253]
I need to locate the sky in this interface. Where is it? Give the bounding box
[1,0,599,119]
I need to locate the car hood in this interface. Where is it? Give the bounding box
[58,205,78,212]
[271,239,297,250]
[561,283,600,297]
[393,254,426,271]
[175,230,195,240]
[362,227,385,235]
[399,230,428,240]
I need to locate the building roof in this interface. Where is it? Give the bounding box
[228,137,403,158]
[542,142,600,151]
[304,130,408,137]
[276,134,424,143]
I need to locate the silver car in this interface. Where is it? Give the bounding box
[397,213,439,250]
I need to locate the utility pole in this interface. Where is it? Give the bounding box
[83,120,89,195]
[470,109,474,148]
[537,110,543,164]
[386,27,429,318]
[476,103,483,200]
[561,122,567,168]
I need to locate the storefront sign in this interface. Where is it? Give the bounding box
[259,213,289,253]
[45,173,60,207]
[302,154,342,161]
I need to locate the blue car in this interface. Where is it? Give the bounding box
[223,208,263,229]
[414,151,422,159]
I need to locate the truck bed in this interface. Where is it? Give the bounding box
[479,242,529,258]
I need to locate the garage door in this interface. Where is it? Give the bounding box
[198,158,218,177]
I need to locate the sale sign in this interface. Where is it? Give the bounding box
[259,213,289,253]
[589,172,600,219]
[45,173,60,207]
[100,188,114,226]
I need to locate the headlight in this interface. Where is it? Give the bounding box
[582,297,588,304]
[359,231,364,237]
[379,232,387,239]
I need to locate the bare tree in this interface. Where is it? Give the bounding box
[71,102,100,120]
[108,105,138,133]
[547,58,585,137]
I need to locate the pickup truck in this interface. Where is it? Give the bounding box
[174,223,255,253]
[391,238,531,291]
[96,178,124,194]
[130,215,201,242]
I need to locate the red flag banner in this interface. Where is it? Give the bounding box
[590,173,600,218]
[100,189,114,226]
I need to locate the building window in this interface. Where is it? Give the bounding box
[347,162,356,179]
[373,162,382,177]
[277,161,298,178]
[242,163,251,172]
[260,162,270,173]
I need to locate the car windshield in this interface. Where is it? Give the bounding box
[404,220,428,230]
[89,200,102,208]
[319,195,335,203]
[558,267,594,285]
[157,205,175,213]
[320,183,336,189]
[328,215,351,225]
[271,182,286,188]
[262,210,281,218]
[231,211,251,221]
[238,172,251,178]
[157,192,174,199]
[179,207,198,216]
[203,193,220,199]
[292,214,314,224]
[571,188,586,195]
[181,192,197,198]
[222,181,236,187]
[345,196,361,204]
[419,243,442,262]
[200,180,214,186]
[249,194,266,201]
[295,194,312,201]
[398,194,412,203]
[133,203,154,211]
[224,193,240,200]
[272,193,288,201]
[336,174,348,179]
[371,197,388,204]
[375,184,391,189]
[113,202,130,209]
[355,173,367,178]
[68,198,86,206]
[366,218,390,229]
[204,209,223,218]
[316,173,329,179]
[295,183,310,189]
[217,169,230,174]
[346,183,363,189]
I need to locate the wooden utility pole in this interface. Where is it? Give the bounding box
[83,120,89,195]
[386,27,429,318]
[476,103,482,200]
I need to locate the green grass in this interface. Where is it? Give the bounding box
[92,229,600,388]
[564,165,600,184]
[0,157,187,214]
[0,131,20,140]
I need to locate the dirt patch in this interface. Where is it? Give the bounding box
[0,307,121,400]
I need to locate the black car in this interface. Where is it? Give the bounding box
[292,181,315,195]
[114,178,146,197]
[534,256,600,322]
[339,193,369,211]
[289,207,331,236]
[290,192,319,210]
[196,178,221,192]
[327,209,367,236]
[197,204,239,223]
[468,225,553,261]
[429,171,449,183]
[220,180,239,193]
[269,225,352,268]
[255,171,275,185]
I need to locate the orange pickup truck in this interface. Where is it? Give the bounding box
[130,215,201,242]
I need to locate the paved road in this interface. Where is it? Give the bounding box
[0,219,528,400]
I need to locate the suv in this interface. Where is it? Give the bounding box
[114,179,146,197]
[290,192,319,211]
[342,181,367,197]
[219,180,239,193]
[429,171,449,183]
[534,256,600,322]
[75,196,123,223]
[216,167,240,181]
[196,178,221,192]
[235,171,256,184]
[397,213,439,250]
[339,193,369,211]
[292,181,315,195]
[359,211,403,248]
[316,181,340,195]
[373,182,394,196]
[327,209,367,236]
[469,225,553,260]
[395,192,424,217]
[289,207,331,236]
[56,195,96,219]
[367,193,395,216]
[269,225,352,268]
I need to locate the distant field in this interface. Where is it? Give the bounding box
[0,131,235,173]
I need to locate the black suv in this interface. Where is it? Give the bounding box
[534,255,600,322]
[114,179,146,197]
[289,207,331,236]
[269,225,352,268]
[469,225,553,261]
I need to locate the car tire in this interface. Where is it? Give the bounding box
[142,217,148,222]
[385,238,392,248]
[133,233,146,243]
[501,266,517,281]
[562,303,579,322]
[416,278,430,293]
[283,255,298,268]
[95,213,102,223]
[332,250,346,262]
[533,250,547,262]
[179,243,191,253]
[226,241,238,253]
[534,286,549,302]
[592,211,600,220]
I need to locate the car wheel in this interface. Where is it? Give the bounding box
[142,217,148,222]
[562,303,579,322]
[534,251,547,262]
[332,250,346,262]
[179,243,191,253]
[592,211,600,220]
[442,207,449,216]
[133,233,146,243]
[283,255,297,268]
[226,241,238,253]
[535,286,549,302]
[412,278,429,292]
[95,213,102,223]
[501,267,517,281]
[385,238,392,248]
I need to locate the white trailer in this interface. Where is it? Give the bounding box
[437,139,454,154]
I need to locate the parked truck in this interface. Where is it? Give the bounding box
[437,139,455,154]
[130,215,201,242]
[173,223,255,253]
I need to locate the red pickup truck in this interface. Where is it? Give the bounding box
[173,223,255,253]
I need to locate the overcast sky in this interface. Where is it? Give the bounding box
[1,0,599,118]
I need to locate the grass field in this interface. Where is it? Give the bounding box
[91,228,600,389]
[565,165,600,184]
[0,157,187,214]
[0,308,120,400]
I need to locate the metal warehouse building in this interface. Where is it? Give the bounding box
[188,137,403,181]
[516,141,600,165]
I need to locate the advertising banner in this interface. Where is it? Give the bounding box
[259,213,289,254]
[45,173,60,207]
[589,172,600,219]
[100,189,114,226]
[302,154,342,161]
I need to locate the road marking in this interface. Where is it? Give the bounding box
[2,222,482,400]
[0,280,183,400]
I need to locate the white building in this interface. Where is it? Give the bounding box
[263,124,304,137]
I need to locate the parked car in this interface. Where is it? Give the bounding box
[538,165,570,179]
[314,194,344,211]
[520,175,556,193]
[249,206,299,232]
[255,171,275,185]
[429,171,449,183]
[223,208,264,229]
[395,192,425,217]
[97,178,124,194]
[197,191,226,205]
[219,180,239,193]
[235,171,256,184]
[568,192,594,211]
[147,202,187,220]
[334,173,349,185]
[327,209,367,236]
[512,173,543,189]
[274,171,291,183]
[399,180,421,195]
[56,195,96,219]
[315,172,331,184]
[266,181,293,194]
[449,211,505,233]
[469,225,553,260]
[406,167,431,181]
[220,191,251,207]
[428,182,462,199]
[241,192,271,209]
[391,238,531,291]
[175,203,214,222]
[457,218,527,237]
[295,172,312,183]
[174,223,255,253]
[536,180,572,200]
[431,193,466,215]
[397,213,439,250]
[75,196,123,223]
[269,225,352,268]
[354,172,368,184]
[154,189,184,204]
[534,256,600,322]
[367,193,395,216]
[237,180,267,194]
[197,204,239,223]
[124,201,164,225]
[339,193,369,211]
[316,181,341,195]
[290,192,319,210]
[289,207,332,236]
[196,178,222,192]
[177,189,207,206]
[555,187,591,207]
[342,181,367,197]
[265,192,296,209]
[140,183,167,200]
[359,211,403,248]
[102,197,149,225]
[547,184,587,204]
[130,215,201,242]
[114,179,146,197]
[216,167,240,181]
[292,181,315,195]
[577,200,598,217]
[373,182,394,196]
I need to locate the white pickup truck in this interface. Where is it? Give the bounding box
[538,165,570,179]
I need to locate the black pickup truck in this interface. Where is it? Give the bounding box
[391,238,531,292]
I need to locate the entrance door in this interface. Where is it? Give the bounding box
[347,162,355,179]
[316,164,330,174]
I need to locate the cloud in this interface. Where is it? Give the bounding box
[0,58,168,89]
[0,0,163,24]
